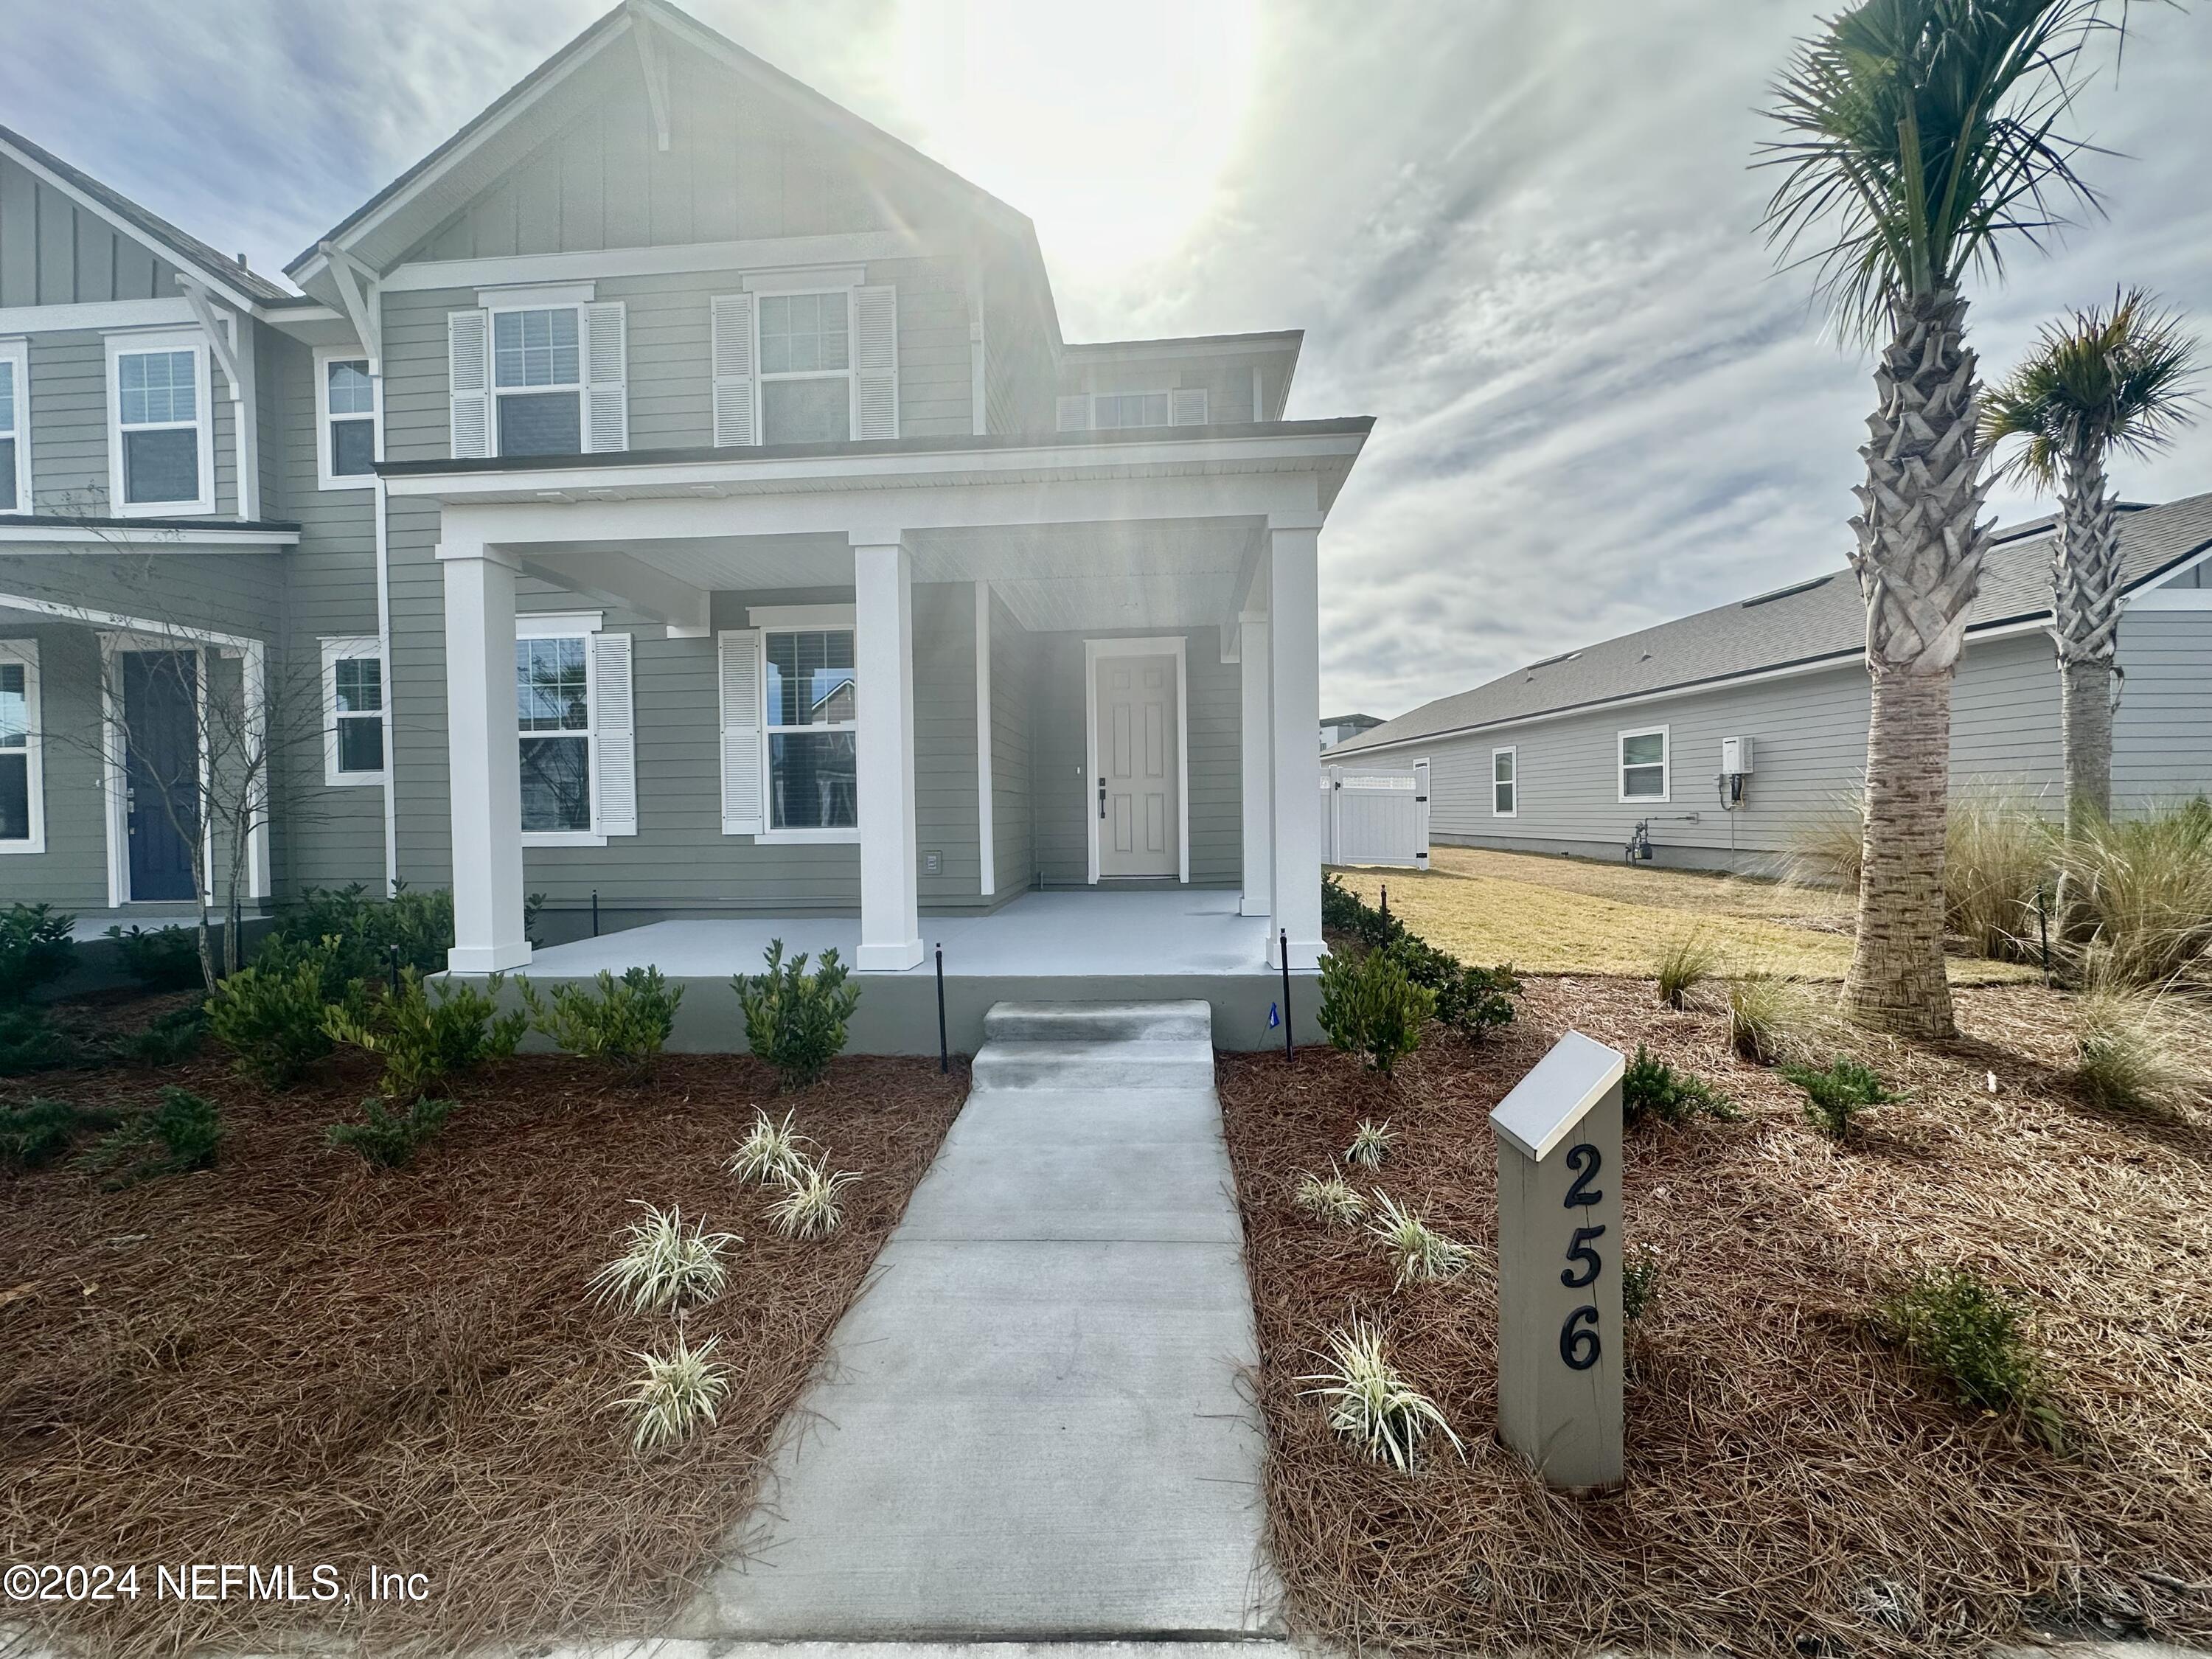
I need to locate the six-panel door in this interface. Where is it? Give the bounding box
[1094,653,1179,879]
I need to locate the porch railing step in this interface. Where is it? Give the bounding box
[981,998,1213,1046]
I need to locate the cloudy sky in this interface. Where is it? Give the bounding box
[4,1,2205,718]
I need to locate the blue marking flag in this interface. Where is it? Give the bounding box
[1267,1002,1281,1029]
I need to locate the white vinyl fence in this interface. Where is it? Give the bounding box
[1321,759,1430,869]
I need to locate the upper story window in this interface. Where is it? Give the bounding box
[1619,726,1669,801]
[317,353,378,488]
[0,341,26,512]
[493,307,583,456]
[105,332,213,516]
[1057,386,1208,433]
[0,640,42,854]
[1093,392,1170,429]
[758,292,852,444]
[764,625,857,832]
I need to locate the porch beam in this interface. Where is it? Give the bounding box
[1238,609,1272,918]
[518,548,711,636]
[437,538,532,973]
[1266,516,1324,970]
[853,535,922,972]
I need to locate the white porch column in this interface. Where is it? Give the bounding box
[1237,610,1272,917]
[1267,515,1325,970]
[438,538,531,973]
[854,535,923,971]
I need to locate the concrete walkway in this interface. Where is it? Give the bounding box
[677,1000,1276,1641]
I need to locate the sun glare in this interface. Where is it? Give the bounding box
[895,0,1259,270]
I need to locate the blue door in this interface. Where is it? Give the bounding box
[123,650,198,902]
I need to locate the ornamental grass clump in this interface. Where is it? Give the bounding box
[1621,1045,1734,1127]
[590,1203,737,1314]
[2058,798,2212,987]
[1300,1319,1464,1471]
[1343,1118,1392,1168]
[521,966,682,1084]
[1365,1190,1472,1287]
[1878,1267,2061,1447]
[734,940,860,1090]
[2072,977,2212,1118]
[621,1333,731,1453]
[766,1158,860,1240]
[726,1107,814,1185]
[1292,1165,1366,1228]
[1655,930,1721,1010]
[1784,1056,1893,1141]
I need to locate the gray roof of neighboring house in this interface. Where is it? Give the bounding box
[0,122,294,305]
[1335,490,2212,756]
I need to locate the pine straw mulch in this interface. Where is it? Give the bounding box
[0,1048,965,1658]
[1219,977,2212,1658]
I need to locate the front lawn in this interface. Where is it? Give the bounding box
[1220,977,2212,1656]
[0,1048,963,1656]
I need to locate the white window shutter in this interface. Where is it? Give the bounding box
[591,630,637,836]
[1172,387,1208,427]
[719,629,763,834]
[582,302,628,453]
[1056,394,1089,432]
[448,309,491,459]
[852,284,898,440]
[710,292,756,446]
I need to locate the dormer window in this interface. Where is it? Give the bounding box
[493,307,582,456]
[1057,387,1208,432]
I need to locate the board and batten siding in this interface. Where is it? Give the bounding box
[1392,620,2212,872]
[0,151,187,307]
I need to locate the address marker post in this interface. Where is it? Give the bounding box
[1489,1029,1626,1492]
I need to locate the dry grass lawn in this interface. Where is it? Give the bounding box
[1333,845,2036,983]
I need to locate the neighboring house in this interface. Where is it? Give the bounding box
[1332,494,2212,872]
[0,0,1369,1045]
[1320,712,1382,750]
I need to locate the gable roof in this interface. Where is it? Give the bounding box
[1335,490,2212,756]
[286,0,1052,313]
[0,122,293,307]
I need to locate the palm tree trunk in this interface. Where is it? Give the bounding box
[2059,658,2115,827]
[1843,288,1992,1040]
[2052,448,2123,833]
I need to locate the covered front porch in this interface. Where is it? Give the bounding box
[384,425,1365,1019]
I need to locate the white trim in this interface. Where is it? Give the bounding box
[104,329,216,517]
[0,338,29,515]
[487,300,586,458]
[741,266,865,293]
[1491,744,1517,818]
[97,632,211,908]
[475,280,597,308]
[0,638,45,855]
[0,525,296,549]
[748,602,855,630]
[1062,333,1302,364]
[521,829,607,848]
[756,827,861,845]
[319,635,387,787]
[2128,585,2212,611]
[753,284,858,445]
[1082,634,1190,885]
[313,347,380,492]
[375,232,927,296]
[515,608,605,638]
[515,619,602,845]
[0,298,199,337]
[975,579,994,897]
[1618,723,1670,804]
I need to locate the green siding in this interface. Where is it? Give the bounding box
[0,153,184,307]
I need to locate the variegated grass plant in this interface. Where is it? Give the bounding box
[1299,1318,1464,1471]
[767,1158,862,1240]
[620,1333,731,1452]
[1366,1190,1472,1287]
[726,1107,814,1186]
[1344,1119,1393,1168]
[1293,1164,1367,1229]
[589,1203,738,1314]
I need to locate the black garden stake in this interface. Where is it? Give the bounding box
[388,943,403,999]
[1280,928,1294,1064]
[935,944,949,1074]
[591,888,600,938]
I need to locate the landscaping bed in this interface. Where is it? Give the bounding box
[0,1048,964,1657]
[1220,975,2212,1657]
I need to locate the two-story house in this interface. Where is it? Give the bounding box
[0,0,1371,1048]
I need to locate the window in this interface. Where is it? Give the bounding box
[110,335,212,512]
[1058,387,1208,431]
[493,307,582,456]
[517,633,592,834]
[1619,726,1669,801]
[764,626,857,832]
[757,291,852,444]
[1492,746,1517,817]
[0,339,26,512]
[1092,391,1171,430]
[321,637,385,785]
[317,352,377,487]
[0,640,41,853]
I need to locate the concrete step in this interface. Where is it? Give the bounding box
[983,998,1214,1045]
[970,1037,1217,1093]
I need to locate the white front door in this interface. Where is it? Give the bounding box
[1094,653,1180,878]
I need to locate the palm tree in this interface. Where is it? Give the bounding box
[1982,288,2199,830]
[1759,0,2130,1038]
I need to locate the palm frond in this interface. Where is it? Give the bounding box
[1981,285,2202,485]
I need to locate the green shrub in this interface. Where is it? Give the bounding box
[267,883,455,989]
[207,941,344,1087]
[104,923,205,991]
[1387,936,1518,1041]
[1655,931,1720,1010]
[0,1098,122,1166]
[733,942,858,1090]
[1621,1243,1663,1324]
[1878,1267,2061,1446]
[0,903,77,1002]
[1621,1044,1733,1126]
[524,966,682,1084]
[1318,945,1433,1075]
[325,1095,456,1166]
[0,1005,79,1077]
[326,970,524,1102]
[76,1088,223,1186]
[107,1004,210,1068]
[1784,1056,1893,1140]
[1321,872,1367,932]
